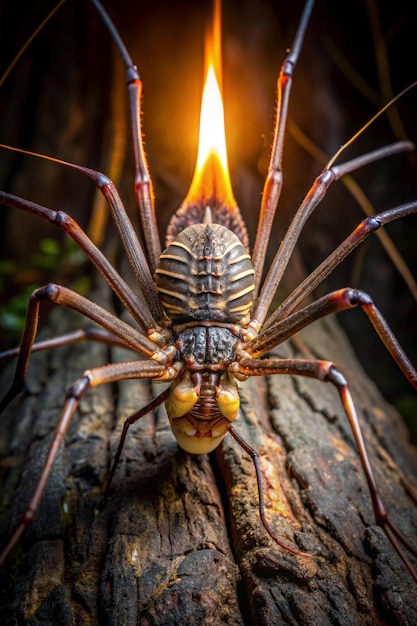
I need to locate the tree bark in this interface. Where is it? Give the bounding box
[1,307,416,625]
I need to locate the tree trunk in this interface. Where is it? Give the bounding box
[1,1,417,624]
[1,307,416,625]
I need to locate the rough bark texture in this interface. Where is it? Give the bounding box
[0,308,416,625]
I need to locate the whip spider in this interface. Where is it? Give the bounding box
[0,0,417,621]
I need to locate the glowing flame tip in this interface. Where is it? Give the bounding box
[185,54,236,208]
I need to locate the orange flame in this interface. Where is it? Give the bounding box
[184,4,236,209]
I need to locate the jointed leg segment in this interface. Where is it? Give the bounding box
[0,190,159,332]
[90,0,161,273]
[249,287,417,390]
[266,200,417,327]
[254,162,417,328]
[252,0,314,288]
[0,283,163,414]
[234,356,417,581]
[0,357,167,566]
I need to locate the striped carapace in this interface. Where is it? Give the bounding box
[155,221,255,324]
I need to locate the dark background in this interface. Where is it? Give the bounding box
[0,0,416,436]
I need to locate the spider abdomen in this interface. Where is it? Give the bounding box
[154,222,255,322]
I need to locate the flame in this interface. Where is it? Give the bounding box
[184,10,236,209]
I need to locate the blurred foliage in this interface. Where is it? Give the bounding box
[0,237,90,347]
[395,394,417,448]
[0,283,37,335]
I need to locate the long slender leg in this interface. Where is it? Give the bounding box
[0,190,160,333]
[251,0,314,287]
[0,143,163,321]
[253,144,415,325]
[249,288,417,390]
[90,0,161,273]
[0,358,167,566]
[96,175,162,320]
[0,284,168,413]
[0,328,133,361]
[105,387,171,494]
[234,356,417,582]
[250,0,412,296]
[264,199,417,329]
[228,425,311,557]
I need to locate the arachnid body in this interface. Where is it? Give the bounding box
[1,1,417,624]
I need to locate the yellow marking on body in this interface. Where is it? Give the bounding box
[157,287,189,301]
[226,284,255,302]
[228,302,252,314]
[222,239,243,256]
[154,268,189,281]
[166,375,199,418]
[169,240,198,256]
[229,268,255,282]
[226,253,252,265]
[160,301,187,315]
[159,253,189,264]
[216,373,240,421]
[171,429,227,454]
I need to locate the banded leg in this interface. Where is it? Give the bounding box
[249,288,417,390]
[0,190,160,332]
[265,199,417,328]
[250,0,413,299]
[0,142,163,321]
[253,144,415,325]
[0,284,165,413]
[234,356,417,582]
[0,358,167,566]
